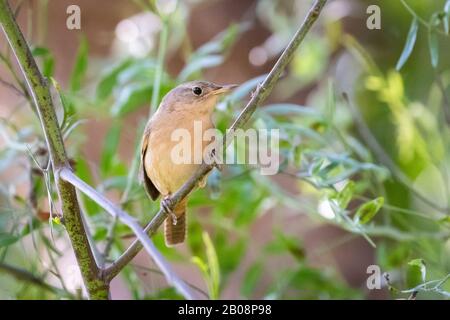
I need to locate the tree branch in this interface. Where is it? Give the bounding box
[59,168,196,300]
[104,0,328,280]
[0,0,108,299]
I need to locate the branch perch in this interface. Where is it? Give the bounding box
[104,0,328,280]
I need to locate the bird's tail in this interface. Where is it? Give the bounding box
[164,200,187,246]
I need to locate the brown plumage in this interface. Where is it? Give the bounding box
[140,81,236,246]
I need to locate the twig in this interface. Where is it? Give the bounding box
[0,0,108,299]
[400,0,449,37]
[131,263,209,299]
[104,0,328,281]
[0,76,25,96]
[59,167,196,300]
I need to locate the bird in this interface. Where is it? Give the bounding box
[140,81,237,246]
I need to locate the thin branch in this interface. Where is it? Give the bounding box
[0,262,74,298]
[0,76,25,96]
[101,214,119,266]
[59,167,196,300]
[132,263,209,299]
[0,0,108,299]
[400,0,449,37]
[104,0,328,280]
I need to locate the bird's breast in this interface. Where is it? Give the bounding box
[144,116,215,195]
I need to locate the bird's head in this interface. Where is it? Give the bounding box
[160,81,238,114]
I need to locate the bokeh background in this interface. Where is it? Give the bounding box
[1,0,450,299]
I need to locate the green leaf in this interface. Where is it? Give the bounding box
[445,0,450,34]
[0,233,18,247]
[396,18,419,71]
[191,256,208,275]
[100,122,122,176]
[111,83,152,117]
[70,36,89,92]
[195,24,238,56]
[354,197,384,224]
[407,259,426,287]
[326,79,336,123]
[20,217,41,238]
[75,157,102,216]
[191,232,223,299]
[263,103,319,118]
[117,59,156,83]
[144,287,184,300]
[32,46,54,78]
[93,227,108,241]
[203,231,220,300]
[51,78,76,130]
[96,58,134,101]
[428,30,439,68]
[337,181,355,209]
[343,35,380,75]
[217,74,267,110]
[178,55,224,81]
[241,263,263,298]
[438,216,450,226]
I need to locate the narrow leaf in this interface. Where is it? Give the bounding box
[178,55,223,81]
[111,83,152,117]
[70,37,89,92]
[444,0,450,33]
[0,233,18,247]
[428,30,439,68]
[354,197,384,224]
[396,18,419,71]
[96,58,134,101]
[337,181,355,209]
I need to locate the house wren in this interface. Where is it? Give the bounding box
[140,81,237,246]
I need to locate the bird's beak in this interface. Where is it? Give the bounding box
[212,84,239,95]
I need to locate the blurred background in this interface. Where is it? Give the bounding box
[1,0,450,299]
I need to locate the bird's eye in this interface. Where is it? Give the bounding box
[192,86,202,96]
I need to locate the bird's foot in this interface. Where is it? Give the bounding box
[208,148,223,171]
[161,196,177,226]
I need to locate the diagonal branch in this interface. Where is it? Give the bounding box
[104,0,328,281]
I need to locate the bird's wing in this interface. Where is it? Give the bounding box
[139,126,160,201]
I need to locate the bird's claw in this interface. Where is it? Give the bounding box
[161,196,177,226]
[209,149,223,171]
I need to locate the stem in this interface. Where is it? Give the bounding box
[0,0,108,299]
[400,0,448,37]
[150,16,168,116]
[105,0,328,280]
